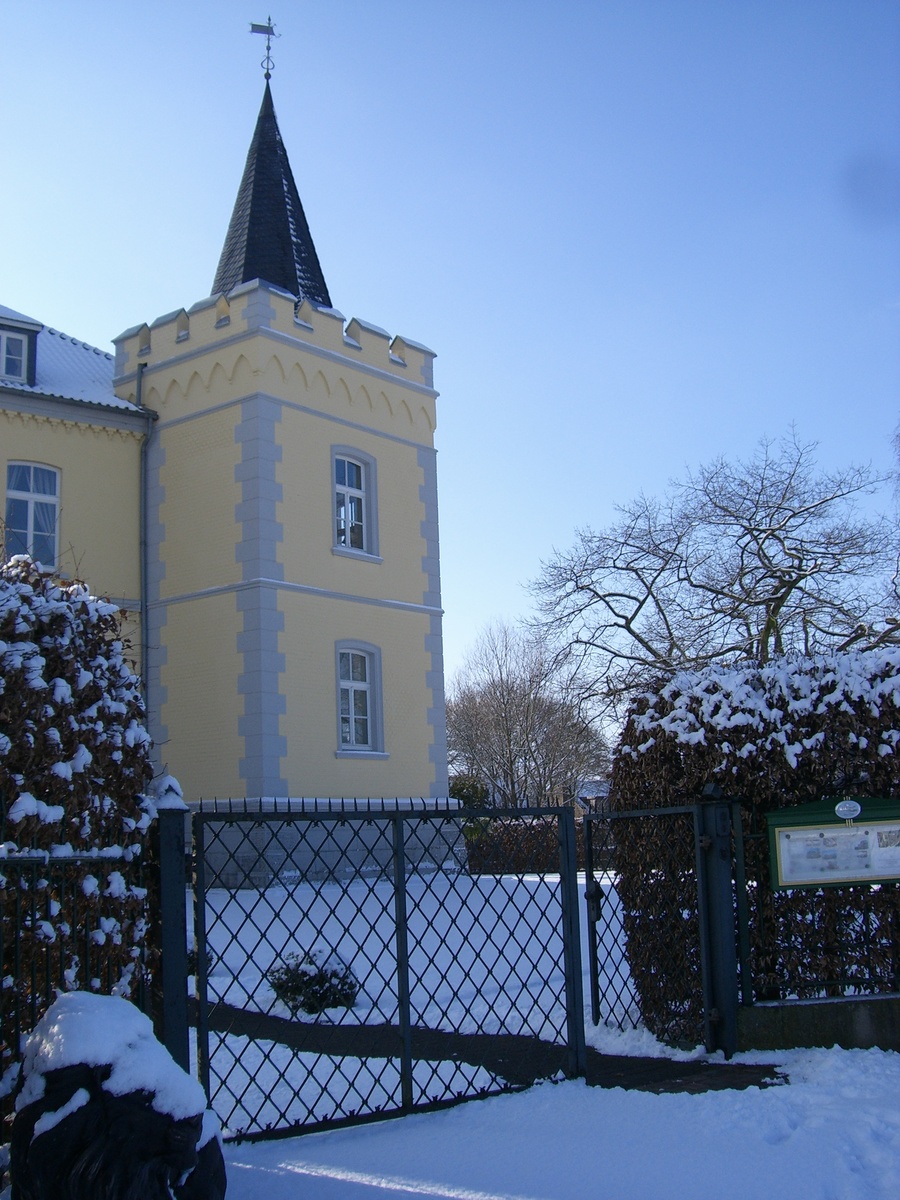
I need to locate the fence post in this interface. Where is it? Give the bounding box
[558,808,587,1077]
[157,804,190,1073]
[582,813,602,1027]
[391,815,414,1110]
[699,788,739,1058]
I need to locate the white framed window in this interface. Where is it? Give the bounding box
[333,447,380,559]
[0,331,27,381]
[335,455,365,550]
[335,641,386,756]
[5,463,60,569]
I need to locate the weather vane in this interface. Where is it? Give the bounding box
[250,17,279,80]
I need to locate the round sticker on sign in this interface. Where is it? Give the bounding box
[835,799,862,820]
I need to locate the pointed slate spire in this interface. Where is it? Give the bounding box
[212,82,332,306]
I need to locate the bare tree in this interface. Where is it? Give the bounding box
[533,433,900,716]
[447,623,608,806]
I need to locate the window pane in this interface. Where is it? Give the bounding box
[335,494,347,545]
[34,502,56,536]
[4,524,28,557]
[335,458,346,486]
[32,534,55,568]
[4,336,25,378]
[337,647,377,750]
[33,468,57,496]
[347,461,362,490]
[7,464,31,492]
[6,497,28,534]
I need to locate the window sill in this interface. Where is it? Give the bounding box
[335,750,389,760]
[332,546,383,564]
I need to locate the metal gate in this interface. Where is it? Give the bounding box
[582,799,743,1054]
[164,800,586,1140]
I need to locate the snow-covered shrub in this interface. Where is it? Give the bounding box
[10,992,225,1200]
[266,949,360,1016]
[0,557,156,1076]
[610,649,900,1043]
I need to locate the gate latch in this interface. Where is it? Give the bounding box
[585,881,603,923]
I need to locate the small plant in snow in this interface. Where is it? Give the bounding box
[266,950,360,1016]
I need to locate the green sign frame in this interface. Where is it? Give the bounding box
[766,796,900,890]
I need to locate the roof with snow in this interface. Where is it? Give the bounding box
[0,305,137,411]
[0,303,42,331]
[211,81,332,306]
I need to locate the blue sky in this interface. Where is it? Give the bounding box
[5,1,899,679]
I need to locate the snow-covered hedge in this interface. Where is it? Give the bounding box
[0,557,156,1077]
[617,648,900,796]
[609,649,900,1044]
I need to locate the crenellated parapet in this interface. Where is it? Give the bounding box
[113,281,437,425]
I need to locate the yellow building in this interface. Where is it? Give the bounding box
[1,81,448,803]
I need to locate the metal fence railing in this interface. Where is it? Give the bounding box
[186,800,586,1141]
[584,797,900,1058]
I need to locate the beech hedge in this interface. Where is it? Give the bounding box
[609,649,900,1044]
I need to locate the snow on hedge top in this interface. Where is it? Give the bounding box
[17,992,207,1120]
[622,647,900,769]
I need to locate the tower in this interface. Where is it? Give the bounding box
[113,78,447,802]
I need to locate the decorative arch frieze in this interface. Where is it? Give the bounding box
[163,378,184,409]
[262,352,288,385]
[354,383,373,411]
[286,360,309,393]
[335,378,353,408]
[230,354,254,392]
[311,370,331,403]
[185,369,206,402]
[206,361,229,395]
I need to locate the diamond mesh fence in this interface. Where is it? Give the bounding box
[583,807,708,1048]
[191,800,584,1140]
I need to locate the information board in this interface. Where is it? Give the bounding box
[773,820,900,888]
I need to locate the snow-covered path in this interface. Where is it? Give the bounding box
[223,1044,900,1200]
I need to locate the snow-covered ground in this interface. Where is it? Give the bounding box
[197,869,899,1198]
[199,870,628,1134]
[223,1040,900,1200]
[6,890,900,1198]
[8,854,899,1195]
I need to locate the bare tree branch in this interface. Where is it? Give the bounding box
[533,433,899,716]
[447,623,608,806]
